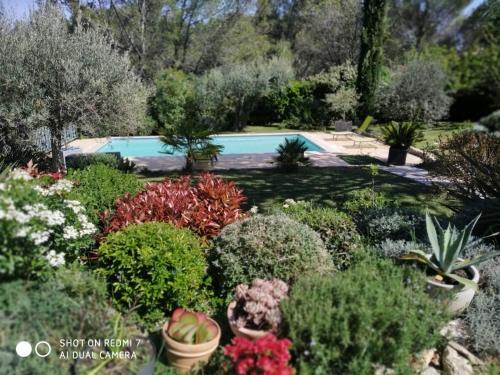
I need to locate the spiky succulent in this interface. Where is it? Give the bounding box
[401,212,500,290]
[230,278,288,332]
[167,308,218,344]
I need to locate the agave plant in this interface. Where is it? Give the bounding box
[401,212,500,290]
[167,308,218,345]
[275,138,311,172]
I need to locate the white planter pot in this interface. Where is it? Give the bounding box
[426,264,480,315]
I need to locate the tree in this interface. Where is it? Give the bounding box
[375,59,451,122]
[0,5,150,171]
[356,0,388,120]
[202,58,293,131]
[292,0,361,76]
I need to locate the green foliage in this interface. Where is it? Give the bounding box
[0,265,152,374]
[65,153,135,172]
[278,201,361,270]
[210,214,334,296]
[97,222,211,327]
[377,239,424,259]
[357,0,389,118]
[281,257,448,374]
[342,187,390,214]
[150,68,193,131]
[381,121,424,148]
[67,164,143,224]
[274,138,310,172]
[325,87,358,121]
[376,59,452,122]
[356,206,425,243]
[0,175,95,280]
[201,58,293,131]
[478,110,500,135]
[0,5,150,170]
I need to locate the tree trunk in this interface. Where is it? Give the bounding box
[50,126,64,172]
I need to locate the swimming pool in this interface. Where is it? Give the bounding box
[97,134,324,157]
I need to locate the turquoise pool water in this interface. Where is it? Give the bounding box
[97,134,323,157]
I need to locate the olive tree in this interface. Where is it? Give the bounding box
[0,6,150,170]
[201,58,294,131]
[375,59,452,122]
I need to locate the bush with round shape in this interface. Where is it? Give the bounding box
[65,153,135,172]
[210,214,333,295]
[97,222,210,327]
[281,257,448,374]
[67,164,143,224]
[279,201,361,270]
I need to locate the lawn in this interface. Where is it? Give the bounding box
[365,122,472,148]
[139,166,459,216]
[221,125,299,134]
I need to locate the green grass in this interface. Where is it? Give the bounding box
[139,167,459,216]
[338,155,386,166]
[365,122,472,149]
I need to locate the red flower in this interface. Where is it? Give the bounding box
[224,334,293,375]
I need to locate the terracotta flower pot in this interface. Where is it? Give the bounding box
[162,319,221,373]
[426,264,480,315]
[227,301,270,340]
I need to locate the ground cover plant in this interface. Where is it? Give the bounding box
[102,173,246,238]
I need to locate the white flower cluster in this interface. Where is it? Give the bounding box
[33,179,74,196]
[8,169,33,181]
[282,198,306,208]
[45,250,65,267]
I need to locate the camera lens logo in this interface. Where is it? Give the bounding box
[16,341,51,358]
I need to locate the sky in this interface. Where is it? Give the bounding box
[1,0,487,20]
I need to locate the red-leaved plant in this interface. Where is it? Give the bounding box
[224,334,293,375]
[101,173,247,238]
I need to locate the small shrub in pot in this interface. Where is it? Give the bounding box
[381,121,424,165]
[228,278,288,339]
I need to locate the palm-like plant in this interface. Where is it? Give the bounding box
[381,121,424,148]
[401,212,500,290]
[275,138,311,172]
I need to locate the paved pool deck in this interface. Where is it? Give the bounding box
[66,132,435,185]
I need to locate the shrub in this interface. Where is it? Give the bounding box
[223,334,293,375]
[66,164,143,224]
[65,153,135,172]
[342,187,390,214]
[478,109,500,135]
[102,173,246,238]
[278,200,361,269]
[210,214,333,295]
[0,173,96,280]
[0,265,153,374]
[465,292,500,356]
[463,238,500,292]
[376,239,425,259]
[281,258,448,374]
[355,206,425,243]
[429,132,500,199]
[97,222,211,327]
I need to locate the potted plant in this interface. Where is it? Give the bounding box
[381,121,423,165]
[162,308,221,372]
[191,143,223,171]
[274,138,311,172]
[401,213,500,314]
[227,278,288,340]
